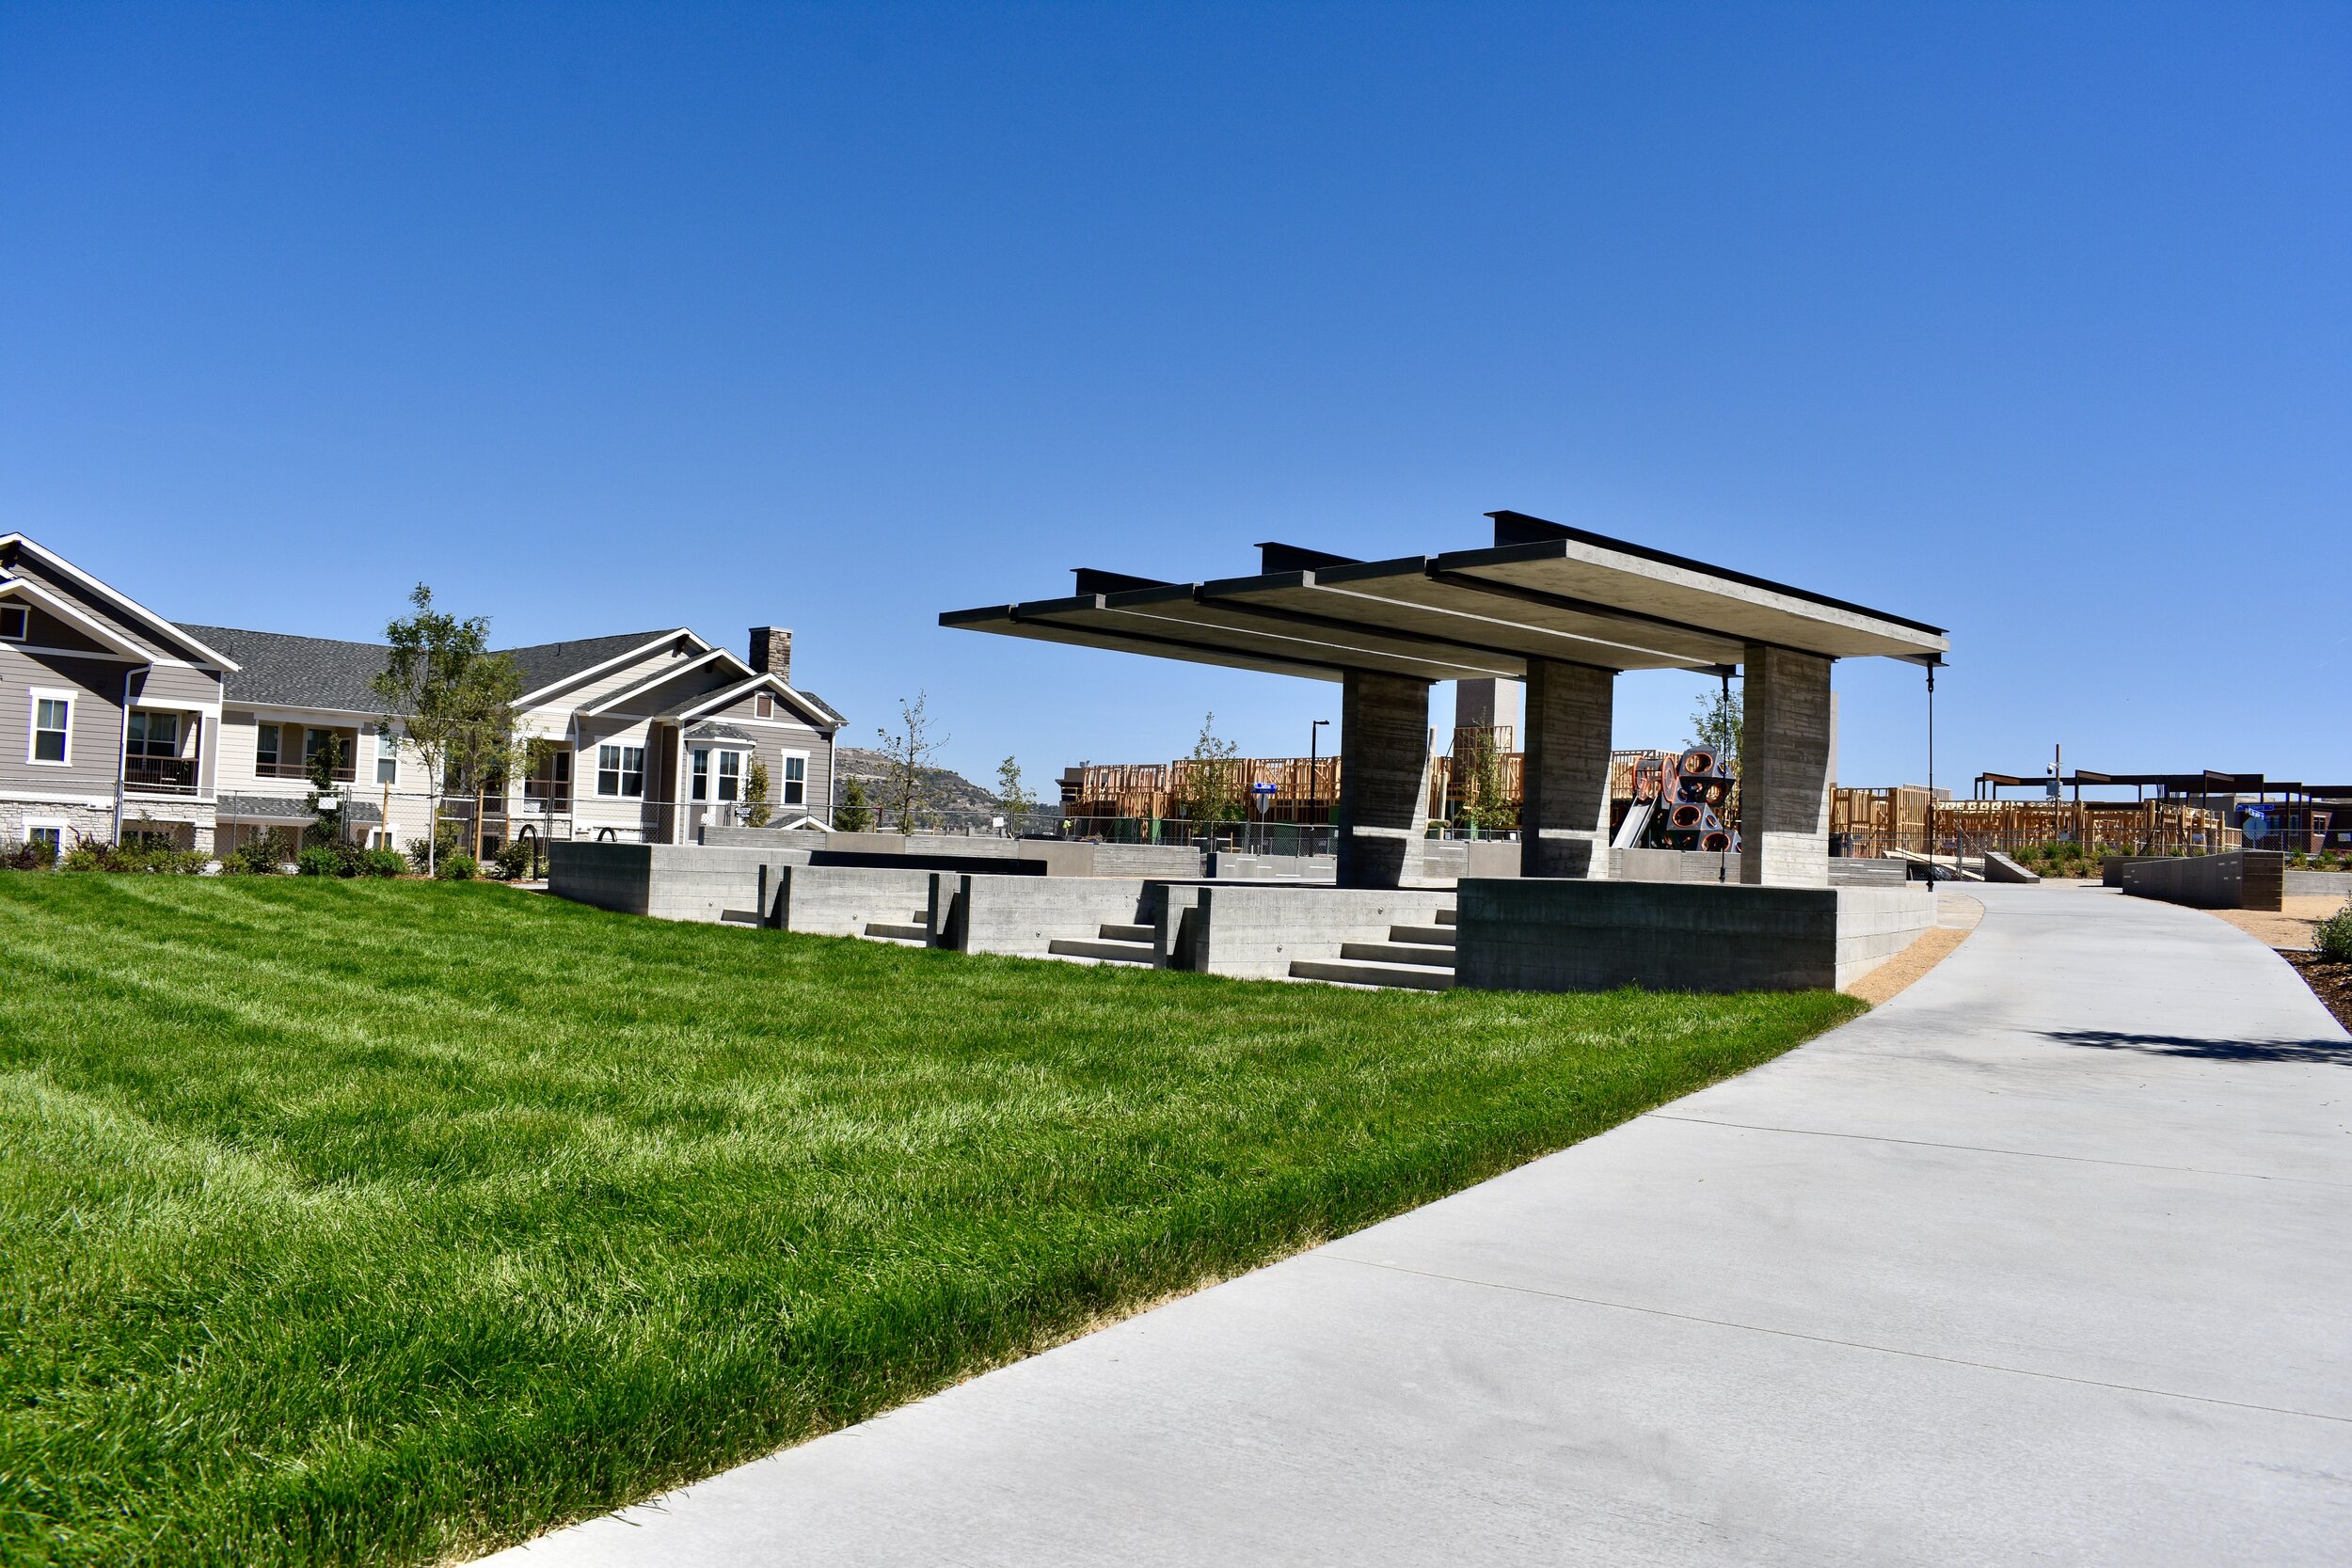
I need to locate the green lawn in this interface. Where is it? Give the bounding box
[0,874,1863,1566]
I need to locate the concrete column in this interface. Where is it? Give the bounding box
[1518,658,1615,879]
[1739,644,1834,887]
[1336,671,1433,889]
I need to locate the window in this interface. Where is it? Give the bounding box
[716,751,741,803]
[755,692,773,719]
[24,823,62,858]
[596,743,644,798]
[127,710,180,760]
[375,728,399,785]
[690,749,708,801]
[304,728,351,779]
[29,694,69,764]
[782,753,806,806]
[255,722,281,773]
[525,748,572,809]
[0,605,25,641]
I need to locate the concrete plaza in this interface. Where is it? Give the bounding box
[487,885,2352,1567]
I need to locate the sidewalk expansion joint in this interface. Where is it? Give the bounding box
[1644,1113,2352,1190]
[1314,1255,2352,1426]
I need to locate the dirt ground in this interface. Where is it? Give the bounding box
[2209,895,2350,954]
[1846,892,1984,1005]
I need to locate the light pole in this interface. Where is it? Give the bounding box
[1308,718,1330,855]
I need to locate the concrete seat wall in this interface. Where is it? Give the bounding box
[768,864,945,937]
[1613,847,1745,885]
[2282,868,2350,899]
[2119,850,2283,911]
[943,875,1163,958]
[549,841,812,923]
[1454,879,1933,993]
[1189,886,1454,980]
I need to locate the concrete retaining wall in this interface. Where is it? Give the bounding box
[823,832,1200,879]
[2119,850,2283,912]
[1828,857,1911,888]
[1208,852,1336,881]
[1979,849,2040,884]
[1189,885,1454,980]
[1613,847,1744,885]
[944,875,1162,957]
[701,825,830,849]
[769,864,943,937]
[1454,879,1934,993]
[2284,869,2352,899]
[550,841,810,924]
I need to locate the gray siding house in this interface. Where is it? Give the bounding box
[0,534,843,857]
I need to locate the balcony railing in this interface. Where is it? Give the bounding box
[256,760,357,783]
[125,757,199,795]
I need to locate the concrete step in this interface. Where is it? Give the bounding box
[1435,908,1457,926]
[1047,937,1156,965]
[1290,957,1454,991]
[1387,923,1456,947]
[864,921,930,942]
[861,934,928,947]
[1099,923,1157,942]
[1340,941,1461,969]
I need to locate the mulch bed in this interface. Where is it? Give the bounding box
[2284,953,2352,1034]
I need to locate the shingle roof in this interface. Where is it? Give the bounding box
[175,622,842,727]
[180,626,396,714]
[502,630,688,698]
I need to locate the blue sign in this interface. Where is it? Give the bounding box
[1248,783,1277,795]
[2242,808,2270,844]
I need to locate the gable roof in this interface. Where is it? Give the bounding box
[505,630,694,703]
[1,534,240,670]
[180,626,397,714]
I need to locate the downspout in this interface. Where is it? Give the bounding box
[114,664,150,845]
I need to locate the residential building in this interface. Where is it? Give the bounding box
[0,533,843,857]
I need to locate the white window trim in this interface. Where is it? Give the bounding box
[779,748,809,807]
[21,816,67,849]
[26,688,72,767]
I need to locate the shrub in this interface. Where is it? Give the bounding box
[489,839,538,880]
[2317,906,2352,966]
[358,847,407,879]
[225,829,291,875]
[4,838,56,871]
[407,822,464,875]
[437,852,478,881]
[295,847,342,878]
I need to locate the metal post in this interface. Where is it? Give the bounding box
[1308,718,1330,853]
[1926,662,1935,869]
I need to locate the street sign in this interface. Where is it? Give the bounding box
[2242,808,2270,845]
[1249,782,1276,815]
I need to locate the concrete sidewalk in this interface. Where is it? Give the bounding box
[485,887,2352,1567]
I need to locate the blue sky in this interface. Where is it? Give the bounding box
[4,3,2345,791]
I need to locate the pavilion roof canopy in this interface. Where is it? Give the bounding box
[943,511,1948,682]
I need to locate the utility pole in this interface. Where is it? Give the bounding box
[1308,718,1330,852]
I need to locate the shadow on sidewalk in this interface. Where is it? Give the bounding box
[2043,1029,2352,1064]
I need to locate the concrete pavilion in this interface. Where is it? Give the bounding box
[944,512,1947,889]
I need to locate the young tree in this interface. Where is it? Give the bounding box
[370,584,520,874]
[1454,727,1515,837]
[995,755,1038,838]
[302,733,349,849]
[439,657,527,860]
[874,692,946,834]
[1174,713,1243,842]
[744,759,772,828]
[1688,681,1743,774]
[833,775,875,832]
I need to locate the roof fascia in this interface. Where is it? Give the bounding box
[577,647,734,717]
[0,536,241,670]
[1470,516,1949,639]
[673,672,841,730]
[0,575,167,662]
[512,629,704,706]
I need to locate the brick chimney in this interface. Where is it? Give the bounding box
[749,626,792,682]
